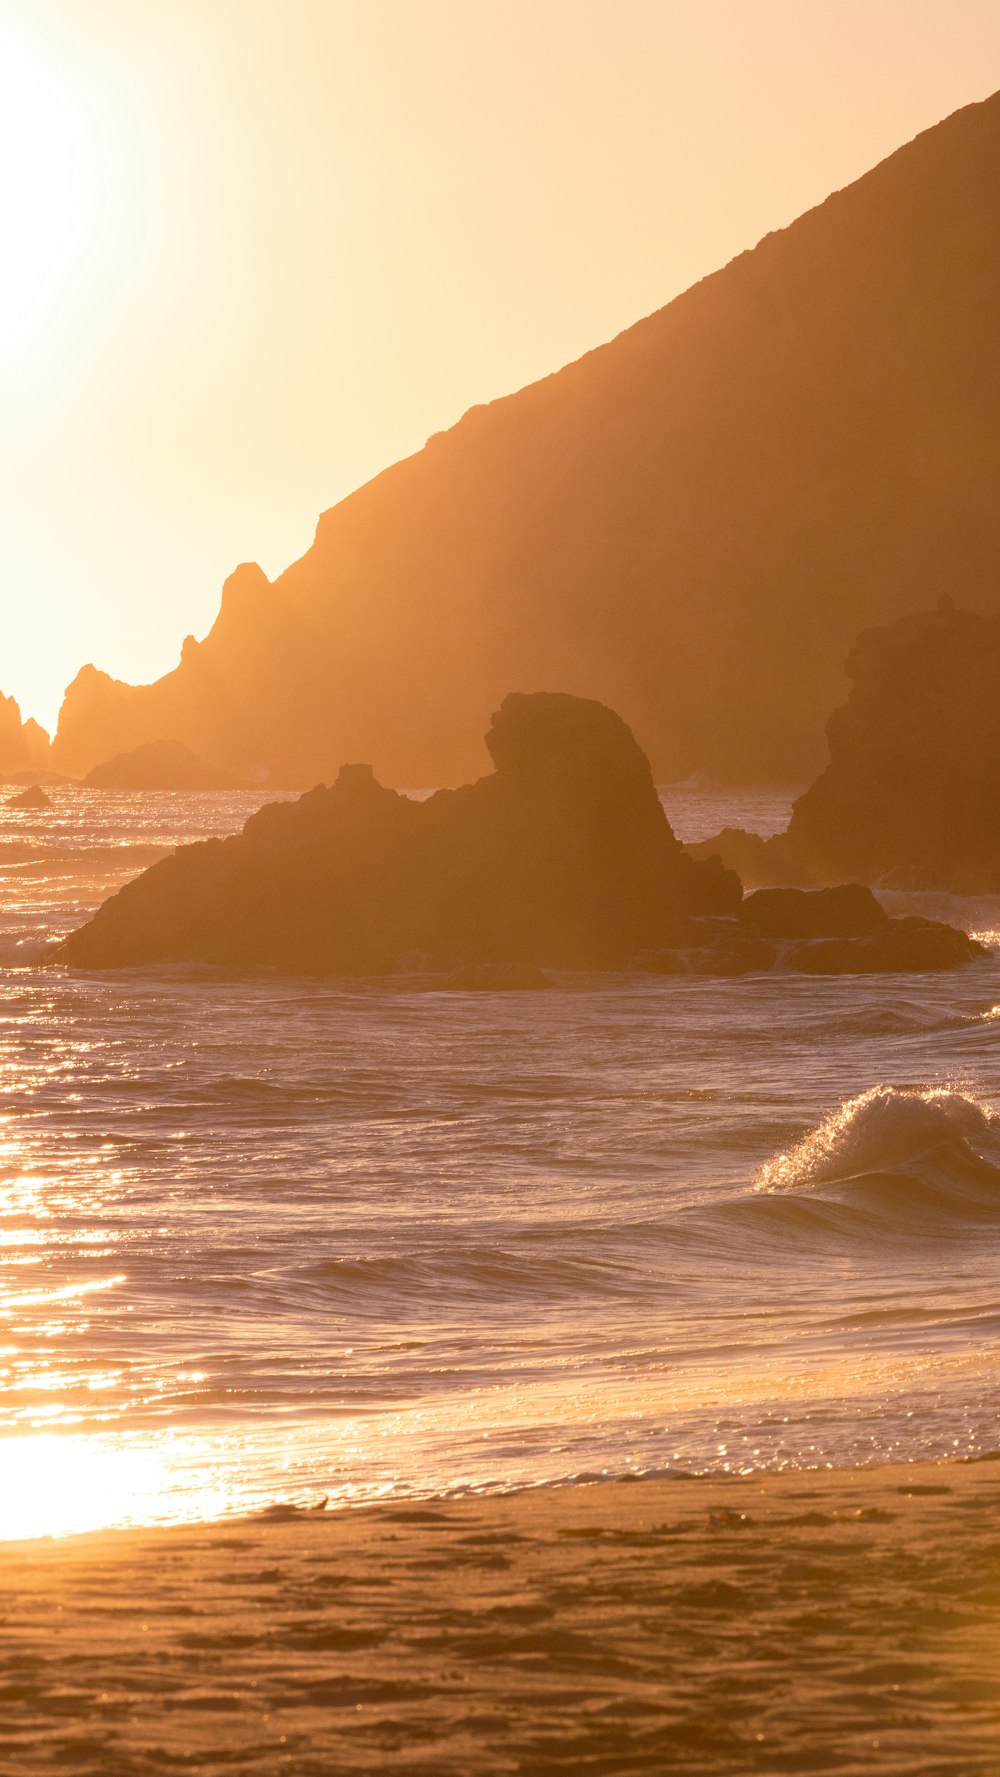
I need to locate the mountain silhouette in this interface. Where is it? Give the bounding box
[52,90,1000,787]
[83,739,250,791]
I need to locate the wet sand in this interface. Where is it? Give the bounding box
[1,1458,998,1775]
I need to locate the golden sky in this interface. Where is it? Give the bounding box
[3,0,1000,730]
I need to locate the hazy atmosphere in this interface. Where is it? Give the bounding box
[4,0,1000,728]
[5,5,1000,1773]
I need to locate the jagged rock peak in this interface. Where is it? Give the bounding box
[221,562,271,601]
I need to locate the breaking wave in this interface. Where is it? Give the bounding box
[752,1086,1000,1222]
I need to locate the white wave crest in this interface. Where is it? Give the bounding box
[755,1086,997,1193]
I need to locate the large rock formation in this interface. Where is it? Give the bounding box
[0,693,51,782]
[60,694,739,973]
[52,91,1000,788]
[83,740,250,792]
[776,601,1000,890]
[690,602,1000,893]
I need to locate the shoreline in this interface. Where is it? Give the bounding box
[3,1454,998,1773]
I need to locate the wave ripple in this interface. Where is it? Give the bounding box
[755,1086,1000,1217]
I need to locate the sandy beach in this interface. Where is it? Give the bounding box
[0,1457,997,1775]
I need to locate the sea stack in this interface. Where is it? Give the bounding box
[689,602,1000,893]
[777,601,1000,891]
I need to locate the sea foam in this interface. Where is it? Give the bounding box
[755,1085,998,1196]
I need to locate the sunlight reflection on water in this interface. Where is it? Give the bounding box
[0,786,998,1538]
[0,1432,239,1541]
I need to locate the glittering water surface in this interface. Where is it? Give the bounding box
[0,783,999,1539]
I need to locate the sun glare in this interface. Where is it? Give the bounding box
[0,23,108,368]
[0,1432,237,1543]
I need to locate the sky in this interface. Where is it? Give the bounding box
[2,0,1000,732]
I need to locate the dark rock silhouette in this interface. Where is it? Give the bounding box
[786,917,983,974]
[690,603,1000,893]
[776,602,1000,891]
[637,884,984,976]
[50,91,1000,788]
[638,921,778,976]
[59,694,982,979]
[739,884,888,939]
[83,740,251,792]
[7,785,52,811]
[60,694,740,973]
[685,827,807,891]
[0,693,51,782]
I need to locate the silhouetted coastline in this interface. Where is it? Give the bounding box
[59,692,983,977]
[47,91,1000,791]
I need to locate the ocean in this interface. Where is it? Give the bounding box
[1,784,999,1540]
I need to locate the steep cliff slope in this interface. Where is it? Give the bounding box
[54,91,1000,786]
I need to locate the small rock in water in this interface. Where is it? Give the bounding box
[7,785,52,811]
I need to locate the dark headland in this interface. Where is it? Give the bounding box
[49,90,1000,790]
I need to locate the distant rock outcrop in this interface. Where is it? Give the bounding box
[83,740,251,792]
[689,603,1000,893]
[50,92,1000,788]
[7,785,53,811]
[685,827,808,892]
[0,694,51,782]
[60,693,739,972]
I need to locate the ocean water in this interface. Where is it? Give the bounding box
[1,784,999,1540]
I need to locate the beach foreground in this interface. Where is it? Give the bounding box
[1,1459,998,1775]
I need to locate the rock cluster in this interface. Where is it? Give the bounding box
[636,885,985,977]
[60,694,739,973]
[59,695,984,979]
